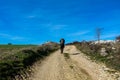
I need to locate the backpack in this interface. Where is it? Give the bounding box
[60,39,65,44]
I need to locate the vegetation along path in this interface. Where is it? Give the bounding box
[28,45,118,80]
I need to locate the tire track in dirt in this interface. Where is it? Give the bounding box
[28,46,92,80]
[64,58,92,80]
[65,45,117,80]
[28,45,116,80]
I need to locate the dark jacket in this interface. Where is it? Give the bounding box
[60,39,65,48]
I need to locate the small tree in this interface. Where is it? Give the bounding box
[8,43,12,45]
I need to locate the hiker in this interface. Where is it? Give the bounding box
[60,38,65,53]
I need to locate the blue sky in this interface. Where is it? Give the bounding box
[0,0,120,44]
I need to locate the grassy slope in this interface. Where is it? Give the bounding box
[0,43,59,80]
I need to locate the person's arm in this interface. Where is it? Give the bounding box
[63,39,65,43]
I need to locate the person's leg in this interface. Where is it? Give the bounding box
[60,47,63,53]
[61,48,62,53]
[60,47,63,54]
[60,44,65,53]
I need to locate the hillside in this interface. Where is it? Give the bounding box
[0,43,59,80]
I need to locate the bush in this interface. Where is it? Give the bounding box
[0,43,59,80]
[74,41,120,71]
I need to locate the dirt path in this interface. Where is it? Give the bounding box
[28,45,117,80]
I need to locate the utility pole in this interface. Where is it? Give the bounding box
[96,27,103,44]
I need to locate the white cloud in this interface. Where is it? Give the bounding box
[0,33,11,38]
[68,31,90,36]
[52,24,67,30]
[102,34,118,39]
[11,36,25,40]
[44,23,68,30]
[27,15,36,19]
[0,33,26,41]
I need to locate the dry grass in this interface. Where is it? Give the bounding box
[74,41,120,71]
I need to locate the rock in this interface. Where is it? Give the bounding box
[117,77,120,80]
[112,47,116,50]
[100,48,108,56]
[107,56,113,59]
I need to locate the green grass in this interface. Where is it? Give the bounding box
[0,43,59,80]
[0,49,39,80]
[0,45,37,61]
[0,45,36,49]
[0,44,36,48]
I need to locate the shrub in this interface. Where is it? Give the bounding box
[74,41,120,71]
[0,43,59,80]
